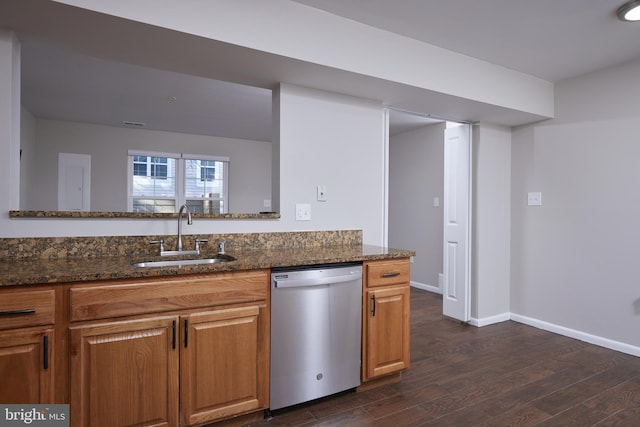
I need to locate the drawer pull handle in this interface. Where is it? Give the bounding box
[0,309,36,316]
[382,272,401,278]
[43,335,49,370]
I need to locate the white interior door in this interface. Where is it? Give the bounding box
[58,152,91,211]
[442,124,471,321]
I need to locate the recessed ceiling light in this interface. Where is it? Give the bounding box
[617,0,640,21]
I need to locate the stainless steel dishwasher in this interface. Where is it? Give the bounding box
[270,263,362,411]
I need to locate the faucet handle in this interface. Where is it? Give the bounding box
[194,238,208,253]
[150,240,165,255]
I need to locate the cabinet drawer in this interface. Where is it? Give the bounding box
[365,259,410,288]
[0,287,55,329]
[69,270,269,322]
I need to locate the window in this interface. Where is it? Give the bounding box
[133,155,168,179]
[128,151,229,214]
[183,156,228,214]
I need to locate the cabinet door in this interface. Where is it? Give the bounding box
[363,286,410,380]
[69,316,179,427]
[180,304,267,426]
[0,327,54,403]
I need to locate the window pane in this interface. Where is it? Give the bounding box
[185,198,224,214]
[131,156,176,198]
[184,159,226,200]
[133,163,147,176]
[151,163,167,179]
[132,198,176,213]
[200,160,216,181]
[133,156,147,176]
[150,157,168,179]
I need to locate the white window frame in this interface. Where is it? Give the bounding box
[127,150,229,213]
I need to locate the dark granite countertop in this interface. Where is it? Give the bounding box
[0,244,414,287]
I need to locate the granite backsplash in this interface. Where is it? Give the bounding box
[0,230,363,260]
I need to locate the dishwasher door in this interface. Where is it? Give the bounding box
[270,263,362,411]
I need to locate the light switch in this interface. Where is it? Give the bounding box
[433,197,440,207]
[295,203,311,221]
[527,192,542,206]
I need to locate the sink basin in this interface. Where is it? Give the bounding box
[133,255,236,268]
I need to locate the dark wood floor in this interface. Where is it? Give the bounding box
[252,288,640,426]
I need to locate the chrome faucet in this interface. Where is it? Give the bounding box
[177,204,192,252]
[150,204,207,256]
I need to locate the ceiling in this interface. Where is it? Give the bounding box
[20,41,273,142]
[13,0,640,139]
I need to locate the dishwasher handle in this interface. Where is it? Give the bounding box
[274,273,361,288]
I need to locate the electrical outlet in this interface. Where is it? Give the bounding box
[527,192,542,206]
[295,203,311,221]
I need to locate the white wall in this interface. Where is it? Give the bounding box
[511,58,640,352]
[389,122,445,290]
[23,119,272,213]
[0,30,20,213]
[19,107,36,209]
[472,123,511,323]
[276,84,386,246]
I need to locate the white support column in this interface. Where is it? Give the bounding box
[0,30,21,217]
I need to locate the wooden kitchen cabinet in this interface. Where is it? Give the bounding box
[67,269,270,427]
[0,326,55,403]
[180,304,268,426]
[362,259,410,381]
[69,316,179,427]
[0,286,56,404]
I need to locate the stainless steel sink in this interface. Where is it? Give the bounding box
[133,255,236,268]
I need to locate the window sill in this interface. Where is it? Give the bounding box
[9,210,280,220]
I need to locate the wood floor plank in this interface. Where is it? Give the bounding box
[369,406,433,427]
[477,404,551,427]
[583,376,640,415]
[531,364,640,415]
[532,404,608,426]
[593,405,640,426]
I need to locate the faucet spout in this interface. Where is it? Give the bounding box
[177,204,192,251]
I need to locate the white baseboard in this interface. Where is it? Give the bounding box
[469,312,511,327]
[410,281,441,294]
[510,313,640,358]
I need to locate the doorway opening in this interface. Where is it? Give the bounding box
[387,108,471,321]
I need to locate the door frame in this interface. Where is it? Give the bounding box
[383,108,472,321]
